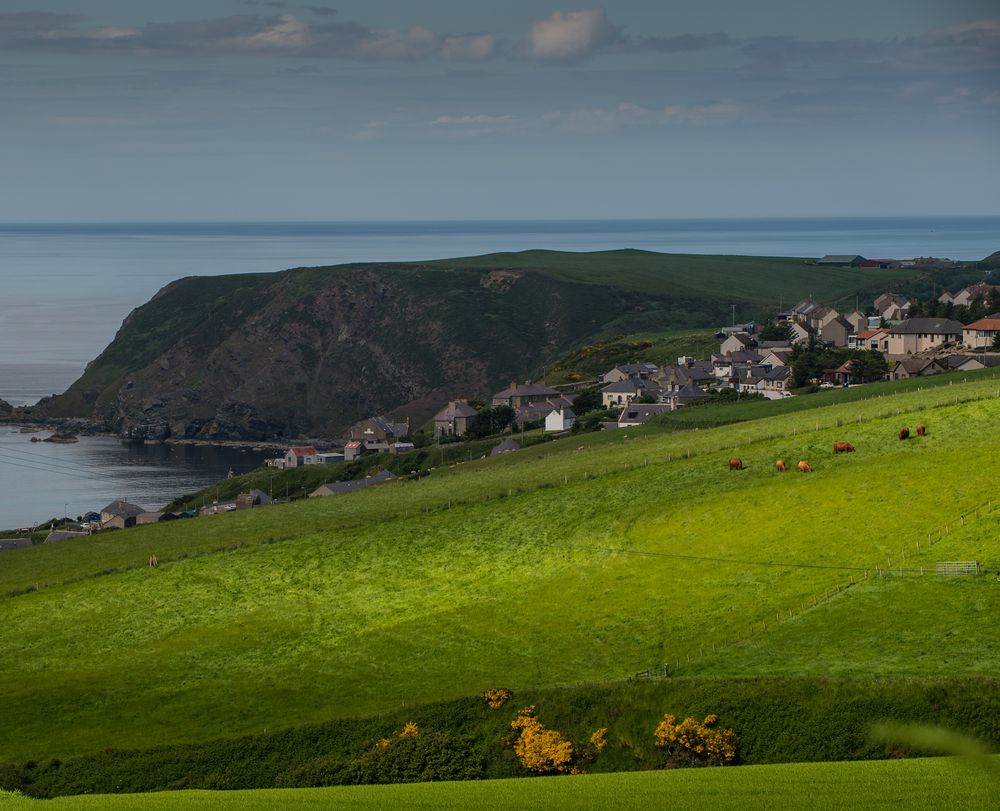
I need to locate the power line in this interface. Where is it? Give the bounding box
[0,451,120,483]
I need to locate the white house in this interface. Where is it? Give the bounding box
[545,407,576,432]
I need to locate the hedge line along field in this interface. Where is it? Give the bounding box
[2,375,1000,765]
[3,757,1000,810]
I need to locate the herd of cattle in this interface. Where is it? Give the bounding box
[728,423,927,474]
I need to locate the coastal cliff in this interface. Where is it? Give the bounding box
[33,249,914,441]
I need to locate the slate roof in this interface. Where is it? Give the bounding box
[490,438,521,455]
[674,382,709,402]
[618,404,673,424]
[888,318,965,335]
[101,500,145,519]
[817,255,865,264]
[434,400,479,420]
[762,366,791,381]
[492,381,561,399]
[0,538,31,551]
[311,470,395,497]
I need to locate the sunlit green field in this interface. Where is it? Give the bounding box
[2,375,999,764]
[3,756,999,810]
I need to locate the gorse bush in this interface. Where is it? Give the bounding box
[482,688,512,710]
[654,713,738,767]
[509,706,574,774]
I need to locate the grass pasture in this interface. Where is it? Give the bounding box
[3,756,999,810]
[2,373,1000,771]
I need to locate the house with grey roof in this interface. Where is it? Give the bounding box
[600,378,660,409]
[0,538,32,551]
[662,381,710,410]
[886,318,965,355]
[433,400,479,438]
[100,500,145,526]
[309,470,395,498]
[544,407,575,432]
[236,489,273,509]
[757,366,793,398]
[616,403,673,427]
[601,363,658,384]
[44,529,90,543]
[491,381,562,409]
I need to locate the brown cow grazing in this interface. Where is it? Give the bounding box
[916,423,926,436]
[797,460,813,473]
[833,441,855,454]
[775,459,787,472]
[899,427,910,441]
[729,457,744,470]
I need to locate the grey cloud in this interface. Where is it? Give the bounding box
[638,32,731,53]
[304,5,339,17]
[241,1,289,8]
[0,11,495,62]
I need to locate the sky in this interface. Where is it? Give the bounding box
[1,1,998,220]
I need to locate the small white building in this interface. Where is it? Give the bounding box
[544,407,576,432]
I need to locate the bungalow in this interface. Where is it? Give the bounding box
[954,354,1000,372]
[887,358,945,380]
[962,316,1000,350]
[491,381,562,410]
[309,470,395,498]
[516,395,574,426]
[315,452,345,464]
[433,400,479,438]
[759,347,793,369]
[617,403,673,427]
[284,446,318,468]
[0,538,32,551]
[544,407,576,432]
[100,500,145,526]
[136,512,165,525]
[817,255,865,267]
[490,437,521,456]
[44,529,89,543]
[885,318,964,355]
[601,363,658,383]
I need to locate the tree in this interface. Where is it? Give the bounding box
[571,408,613,434]
[570,386,602,414]
[759,321,794,342]
[466,405,516,439]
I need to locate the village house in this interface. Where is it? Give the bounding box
[600,378,660,408]
[309,470,395,498]
[885,318,964,355]
[662,381,710,410]
[873,293,911,321]
[719,332,756,355]
[848,328,890,352]
[0,537,32,551]
[757,366,793,398]
[343,440,366,462]
[433,400,479,438]
[491,381,562,410]
[758,347,794,369]
[344,416,410,450]
[886,358,946,380]
[954,354,1000,372]
[284,446,318,468]
[843,309,868,333]
[315,451,345,464]
[601,363,658,383]
[100,500,145,527]
[940,282,999,306]
[656,362,717,393]
[236,489,273,509]
[44,529,90,543]
[962,316,1000,350]
[544,407,575,432]
[514,395,574,426]
[136,512,165,525]
[616,403,673,427]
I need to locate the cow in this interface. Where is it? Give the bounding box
[729,457,744,470]
[899,427,910,441]
[797,460,813,473]
[833,441,855,454]
[916,423,926,436]
[775,459,787,472]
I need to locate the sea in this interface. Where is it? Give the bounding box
[0,216,996,528]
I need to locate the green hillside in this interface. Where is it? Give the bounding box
[32,249,923,439]
[3,372,1000,778]
[3,756,999,810]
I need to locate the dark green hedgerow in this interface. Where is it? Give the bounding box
[5,675,999,798]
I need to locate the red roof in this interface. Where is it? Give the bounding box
[344,441,363,449]
[964,318,1000,331]
[290,446,317,456]
[854,328,885,340]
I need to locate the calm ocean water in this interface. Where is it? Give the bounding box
[0,217,996,527]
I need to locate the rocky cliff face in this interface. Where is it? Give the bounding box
[39,261,670,441]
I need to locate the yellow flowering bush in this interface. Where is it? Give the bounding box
[399,721,419,738]
[509,706,574,774]
[590,727,608,753]
[483,688,513,710]
[374,738,391,749]
[654,713,737,766]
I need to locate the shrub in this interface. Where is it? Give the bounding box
[654,713,737,767]
[509,706,574,774]
[483,688,512,710]
[590,727,608,753]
